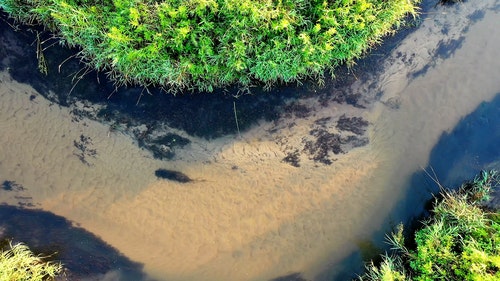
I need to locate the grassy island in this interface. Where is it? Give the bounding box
[360,170,500,281]
[1,0,418,92]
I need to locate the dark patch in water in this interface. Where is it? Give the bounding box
[269,272,309,281]
[155,169,192,183]
[441,23,450,36]
[283,102,312,119]
[301,126,369,166]
[344,135,370,149]
[336,115,369,135]
[330,90,364,108]
[314,117,332,126]
[435,37,465,59]
[1,180,24,191]
[356,239,384,264]
[0,205,148,280]
[303,130,344,165]
[411,63,432,79]
[141,133,191,160]
[274,113,371,167]
[468,9,486,22]
[73,134,97,166]
[427,93,500,187]
[438,0,465,6]
[282,150,301,167]
[410,37,465,79]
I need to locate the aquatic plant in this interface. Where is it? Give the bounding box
[0,0,419,93]
[0,241,63,280]
[359,170,500,281]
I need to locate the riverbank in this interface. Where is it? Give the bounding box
[360,170,500,281]
[1,0,418,92]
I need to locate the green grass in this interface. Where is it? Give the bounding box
[359,170,500,281]
[0,241,63,281]
[0,0,419,93]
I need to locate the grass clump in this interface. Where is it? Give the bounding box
[0,0,419,93]
[0,241,63,281]
[359,170,500,281]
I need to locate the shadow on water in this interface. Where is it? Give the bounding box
[326,93,500,280]
[0,9,422,141]
[0,0,476,142]
[269,272,311,281]
[0,205,150,281]
[426,94,500,188]
[0,10,308,137]
[0,9,433,164]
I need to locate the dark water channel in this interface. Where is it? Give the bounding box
[1,0,500,280]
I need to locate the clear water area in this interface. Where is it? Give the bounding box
[0,0,500,280]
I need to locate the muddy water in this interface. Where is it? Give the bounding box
[1,1,500,281]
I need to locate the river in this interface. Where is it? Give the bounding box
[0,0,499,280]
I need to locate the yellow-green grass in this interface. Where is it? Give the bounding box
[0,0,419,93]
[359,170,500,281]
[0,241,63,281]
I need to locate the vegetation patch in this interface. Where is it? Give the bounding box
[359,170,500,281]
[0,0,418,92]
[0,241,63,281]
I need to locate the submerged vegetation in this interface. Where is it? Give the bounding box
[0,241,63,280]
[0,0,418,92]
[359,170,500,281]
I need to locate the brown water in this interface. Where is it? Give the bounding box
[1,0,500,280]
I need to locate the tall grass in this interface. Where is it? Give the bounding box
[0,241,63,281]
[359,170,500,281]
[0,0,419,93]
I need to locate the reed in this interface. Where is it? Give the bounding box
[233,101,241,139]
[359,170,500,281]
[0,241,63,280]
